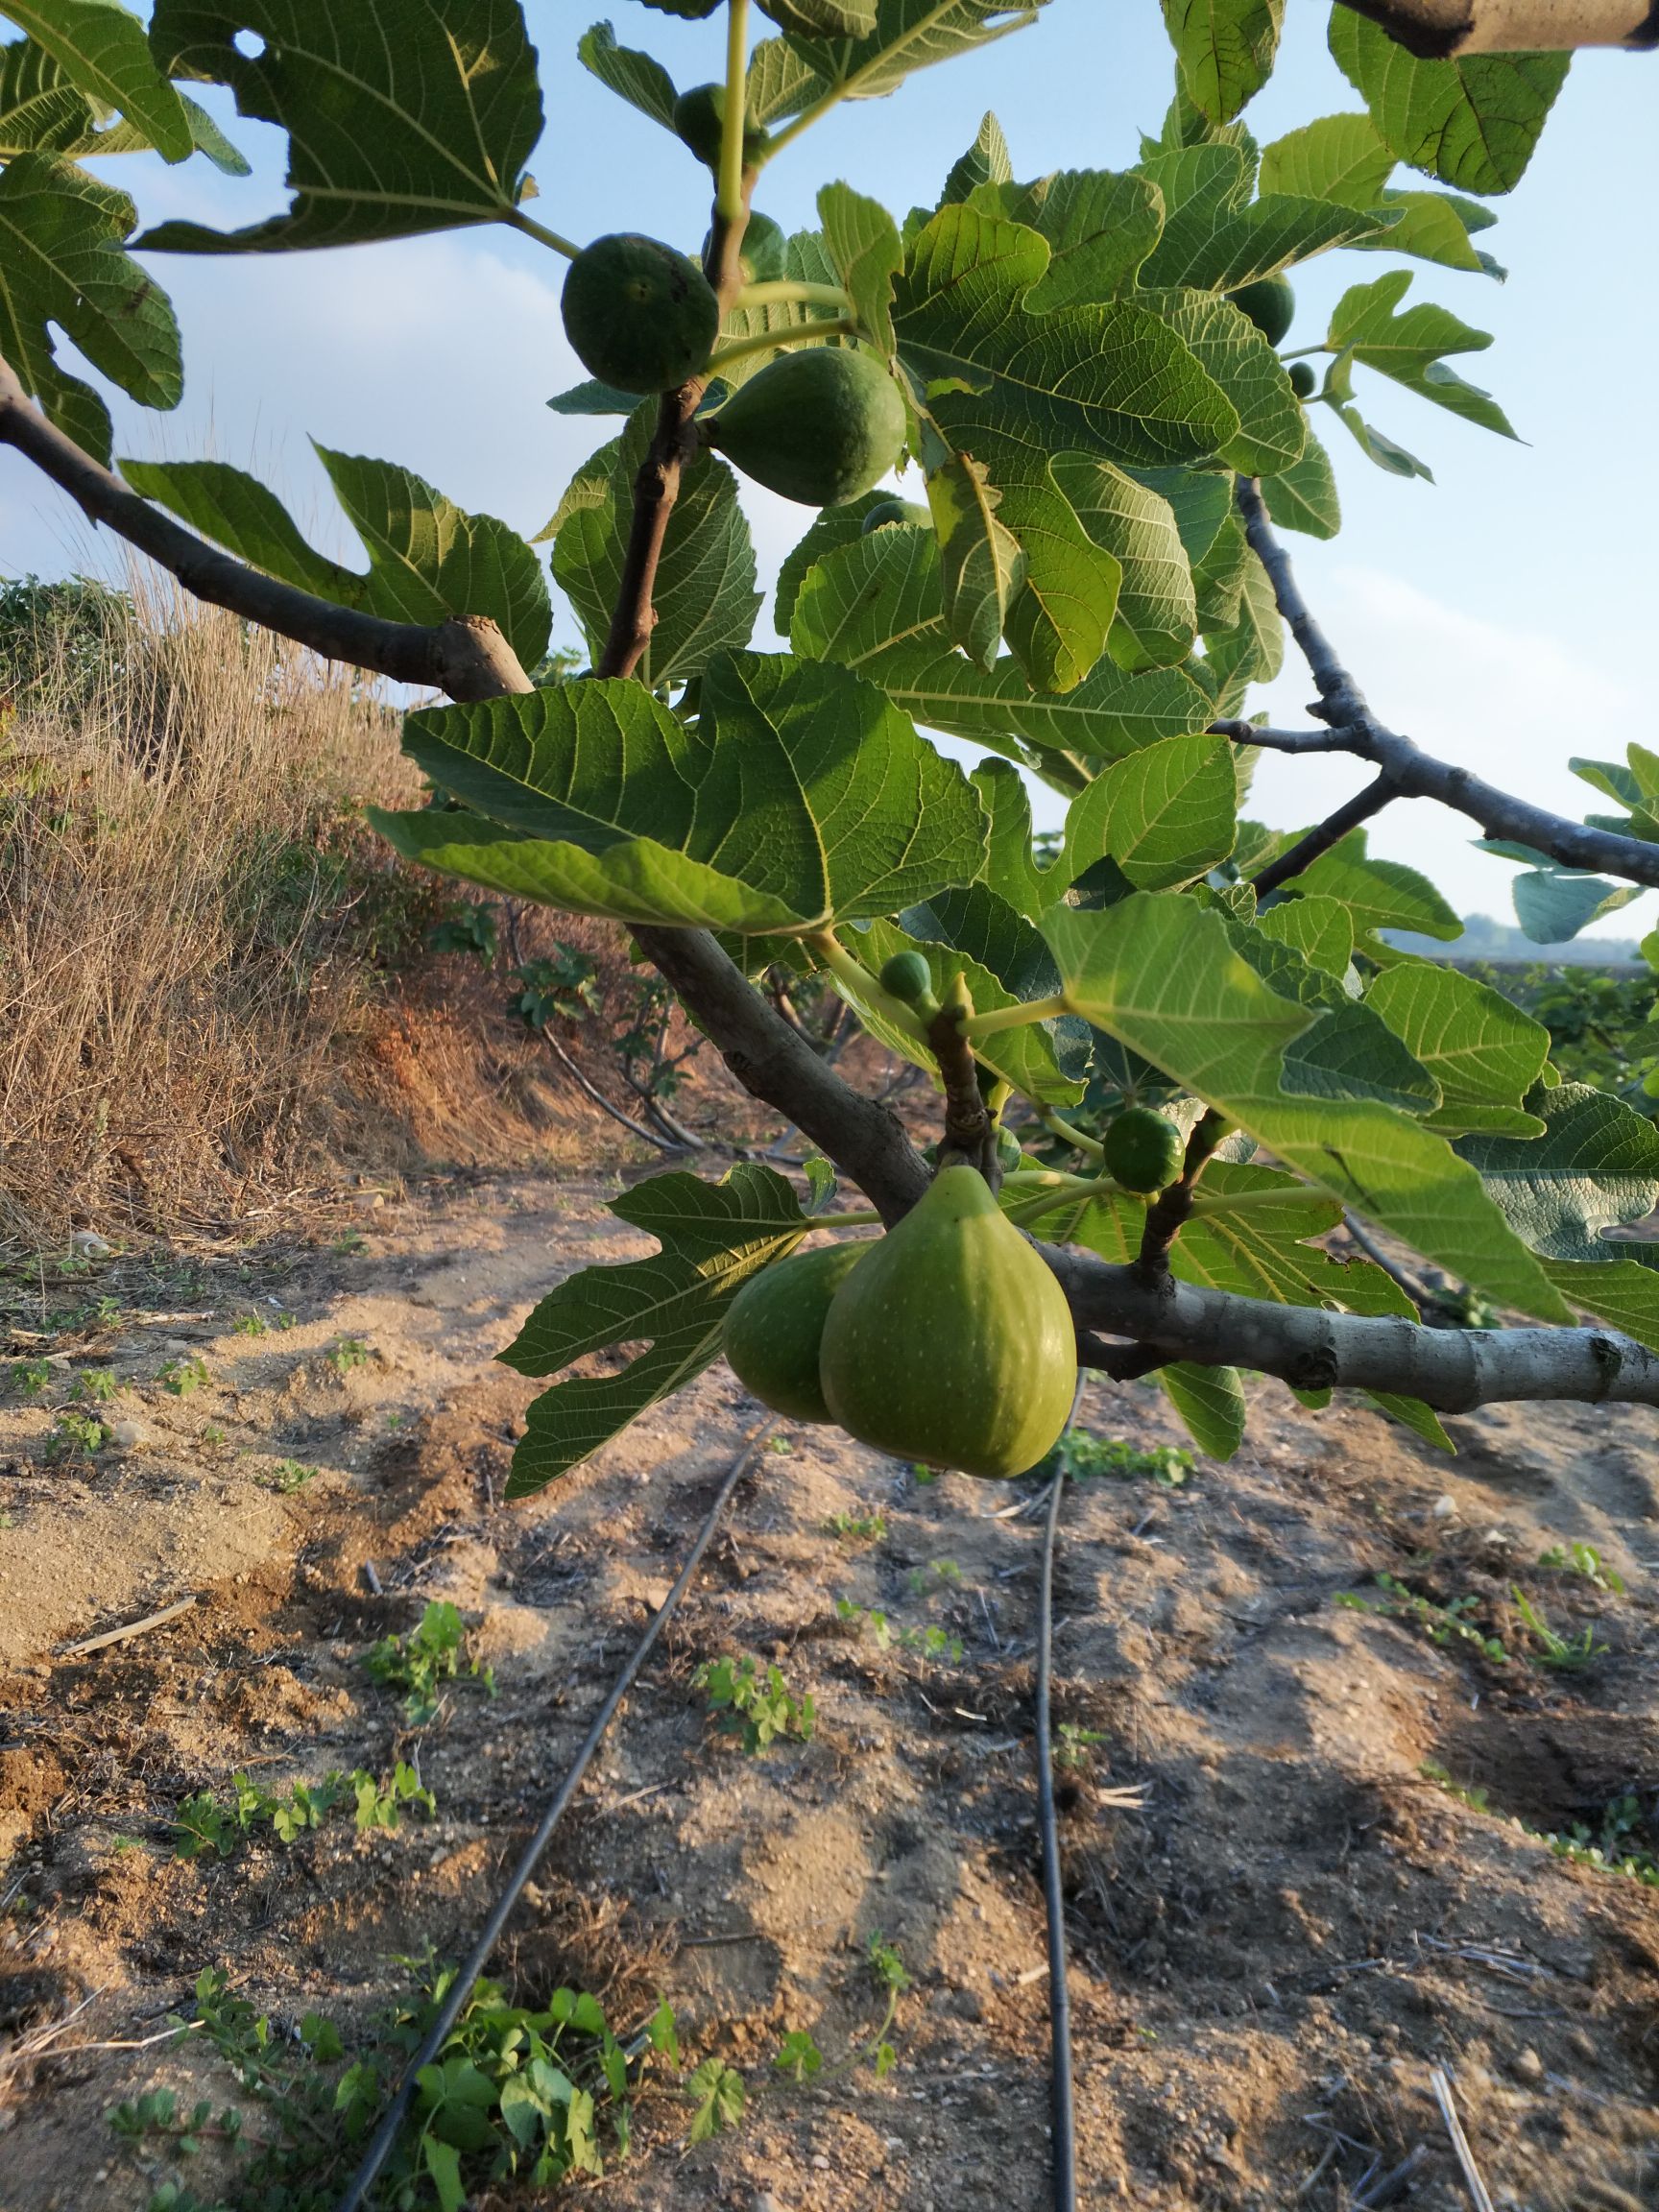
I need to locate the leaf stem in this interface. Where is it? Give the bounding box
[1036,1109,1106,1164]
[709,318,857,373]
[806,1210,882,1229]
[1187,1184,1322,1220]
[717,0,751,228]
[959,992,1070,1040]
[733,279,854,315]
[505,208,582,260]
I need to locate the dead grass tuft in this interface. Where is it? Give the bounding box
[0,571,432,1246]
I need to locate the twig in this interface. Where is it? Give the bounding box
[60,1596,196,1657]
[0,355,530,703]
[1233,476,1659,892]
[1430,2066,1497,2212]
[1350,2144,1432,2208]
[1136,1109,1232,1285]
[1251,771,1397,900]
[1342,1213,1436,1315]
[540,1032,680,1152]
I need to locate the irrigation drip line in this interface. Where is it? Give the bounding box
[1035,1393,1082,2212]
[334,1419,771,2212]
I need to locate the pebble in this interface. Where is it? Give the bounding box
[107,1419,144,1452]
[1512,2048,1544,2085]
[1431,1494,1458,1520]
[70,1230,112,1259]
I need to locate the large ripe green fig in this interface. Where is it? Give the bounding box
[724,1241,869,1422]
[861,496,931,534]
[705,346,907,507]
[673,83,770,171]
[1228,274,1295,348]
[757,0,878,33]
[1103,1107,1185,1194]
[562,234,719,395]
[704,212,787,287]
[819,1166,1077,1479]
[1288,360,1317,399]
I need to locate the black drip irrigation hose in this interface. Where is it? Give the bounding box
[1035,1455,1079,2212]
[334,1419,771,2212]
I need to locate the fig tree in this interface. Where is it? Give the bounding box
[673,83,770,172]
[1288,360,1317,399]
[724,1241,868,1422]
[1103,1107,1185,1194]
[705,345,907,507]
[561,233,719,395]
[1228,273,1295,348]
[818,1166,1077,1479]
[861,497,931,534]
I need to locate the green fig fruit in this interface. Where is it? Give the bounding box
[756,0,878,34]
[819,1166,1077,1479]
[673,83,770,171]
[705,346,907,507]
[1103,1107,1186,1194]
[562,234,720,395]
[995,1124,1024,1173]
[1227,274,1295,348]
[704,211,787,287]
[725,1241,869,1421]
[879,950,934,1004]
[861,496,932,534]
[1288,360,1317,399]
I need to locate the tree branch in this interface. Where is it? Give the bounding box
[1136,1110,1231,1285]
[1251,772,1398,899]
[0,357,533,703]
[1044,1244,1659,1413]
[1233,478,1659,892]
[1333,0,1658,57]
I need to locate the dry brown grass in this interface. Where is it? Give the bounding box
[0,573,432,1246]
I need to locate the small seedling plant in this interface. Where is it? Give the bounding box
[1338,1572,1606,1672]
[363,1600,496,1727]
[173,1763,434,1860]
[694,1654,815,1753]
[158,1355,209,1398]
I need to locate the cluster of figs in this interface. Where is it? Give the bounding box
[561,204,906,509]
[724,954,1190,1480]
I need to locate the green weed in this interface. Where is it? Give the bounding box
[330,1231,367,1257]
[1037,1429,1192,1486]
[1421,1765,1659,1890]
[8,1358,53,1397]
[231,1312,269,1337]
[834,1597,963,1666]
[1512,1586,1604,1670]
[159,1355,209,1398]
[1336,1573,1509,1664]
[267,1458,318,1494]
[694,1656,814,1754]
[44,1409,108,1461]
[1537,1540,1624,1594]
[822,1511,887,1544]
[1054,1723,1110,1772]
[173,1764,433,1860]
[69,1367,117,1404]
[363,1600,494,1727]
[325,1335,371,1377]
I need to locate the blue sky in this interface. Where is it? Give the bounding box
[2,2,1653,931]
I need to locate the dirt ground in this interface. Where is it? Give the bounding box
[4,1166,1659,2212]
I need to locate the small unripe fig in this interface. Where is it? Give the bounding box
[1103,1107,1186,1194]
[1288,360,1317,399]
[995,1125,1023,1173]
[705,345,907,506]
[704,211,787,287]
[879,950,934,1004]
[561,233,719,395]
[673,83,770,171]
[1228,273,1295,348]
[861,496,931,534]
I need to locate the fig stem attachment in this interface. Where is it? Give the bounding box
[717,0,751,227]
[928,974,999,1183]
[709,318,858,373]
[959,992,1070,1040]
[505,209,581,260]
[807,930,929,1043]
[732,279,854,316]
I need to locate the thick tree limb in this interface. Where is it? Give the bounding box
[0,357,533,703]
[1232,479,1659,891]
[1046,1245,1659,1412]
[1334,0,1658,56]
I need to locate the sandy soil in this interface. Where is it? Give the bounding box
[4,1168,1659,2212]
